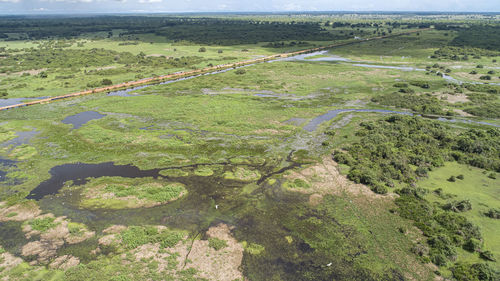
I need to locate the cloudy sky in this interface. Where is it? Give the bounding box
[0,0,498,14]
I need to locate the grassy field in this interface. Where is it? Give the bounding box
[421,162,500,271]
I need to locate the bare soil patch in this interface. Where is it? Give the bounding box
[0,201,41,222]
[21,214,94,264]
[285,156,396,205]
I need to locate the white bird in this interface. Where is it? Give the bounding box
[326,263,332,267]
[215,205,219,209]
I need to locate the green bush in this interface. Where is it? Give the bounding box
[452,263,496,281]
[463,238,481,252]
[101,79,113,85]
[443,200,472,212]
[484,208,500,219]
[479,250,495,262]
[410,81,430,89]
[235,69,246,75]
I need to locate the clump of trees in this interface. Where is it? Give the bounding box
[333,116,500,195]
[432,46,500,60]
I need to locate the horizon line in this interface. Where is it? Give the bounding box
[1,10,500,16]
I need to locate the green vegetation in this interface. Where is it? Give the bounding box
[282,178,311,189]
[26,217,58,232]
[77,177,186,209]
[371,92,446,115]
[1,13,499,281]
[121,226,185,249]
[208,237,227,251]
[334,115,499,193]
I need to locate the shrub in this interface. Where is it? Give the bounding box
[479,250,495,262]
[198,47,206,52]
[101,79,113,85]
[457,174,464,180]
[470,70,477,74]
[479,75,491,80]
[448,176,456,182]
[393,82,408,88]
[399,87,415,93]
[208,237,227,251]
[452,263,495,281]
[371,183,388,194]
[443,200,472,212]
[235,69,246,75]
[410,81,430,89]
[484,208,500,219]
[463,238,481,252]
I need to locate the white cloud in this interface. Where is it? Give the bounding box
[0,0,21,3]
[138,0,161,3]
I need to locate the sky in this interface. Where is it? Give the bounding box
[0,0,499,14]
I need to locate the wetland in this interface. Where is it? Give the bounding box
[0,13,499,281]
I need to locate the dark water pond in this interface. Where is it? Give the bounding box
[26,162,162,200]
[62,111,106,129]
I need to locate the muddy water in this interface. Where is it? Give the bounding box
[23,157,355,280]
[62,111,106,129]
[0,157,17,183]
[1,129,39,149]
[0,97,48,107]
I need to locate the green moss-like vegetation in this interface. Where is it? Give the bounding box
[208,237,227,251]
[77,177,186,209]
[26,217,58,232]
[159,169,189,177]
[223,167,261,181]
[242,242,265,255]
[121,226,185,250]
[282,178,311,189]
[193,167,214,177]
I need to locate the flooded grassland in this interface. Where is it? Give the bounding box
[1,29,499,280]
